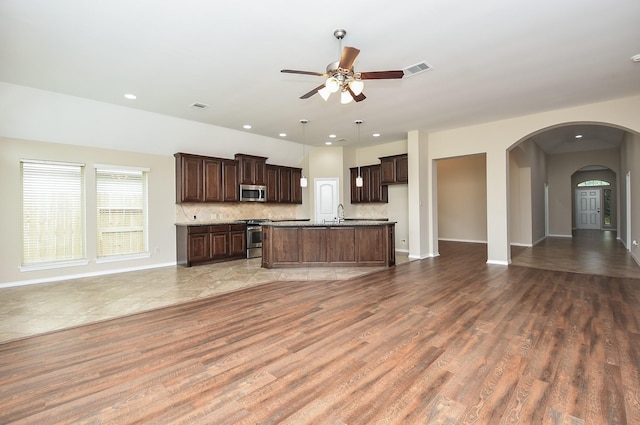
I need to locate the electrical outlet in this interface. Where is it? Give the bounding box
[193,215,197,220]
[401,239,406,244]
[633,240,639,247]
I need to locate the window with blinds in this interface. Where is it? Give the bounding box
[21,160,86,266]
[96,166,149,258]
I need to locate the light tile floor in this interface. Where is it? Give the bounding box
[0,254,410,343]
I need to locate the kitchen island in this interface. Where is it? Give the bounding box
[261,221,395,268]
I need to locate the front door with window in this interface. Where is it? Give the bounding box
[575,188,601,230]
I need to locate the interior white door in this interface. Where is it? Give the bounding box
[315,178,339,223]
[575,188,601,229]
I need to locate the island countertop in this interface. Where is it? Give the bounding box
[262,220,396,227]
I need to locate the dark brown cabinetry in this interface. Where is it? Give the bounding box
[266,165,279,201]
[221,159,239,201]
[350,165,388,204]
[379,154,408,184]
[176,152,300,204]
[235,154,267,186]
[290,168,302,204]
[175,153,238,203]
[265,164,303,204]
[262,223,395,268]
[177,223,246,267]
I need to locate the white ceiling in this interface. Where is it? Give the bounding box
[1,0,639,150]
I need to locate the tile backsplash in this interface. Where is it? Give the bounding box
[176,203,304,224]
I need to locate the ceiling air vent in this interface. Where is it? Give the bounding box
[403,61,432,78]
[190,102,209,109]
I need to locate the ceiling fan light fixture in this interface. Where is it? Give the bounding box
[318,86,331,101]
[325,76,340,93]
[349,79,364,96]
[340,90,353,104]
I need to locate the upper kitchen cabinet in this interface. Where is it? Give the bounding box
[175,153,204,202]
[350,165,388,204]
[221,159,239,202]
[379,154,408,184]
[265,165,302,204]
[235,154,267,186]
[175,153,237,203]
[266,165,279,202]
[290,167,302,204]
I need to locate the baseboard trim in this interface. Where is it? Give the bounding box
[0,262,177,289]
[408,252,439,260]
[439,238,488,244]
[486,259,510,266]
[548,234,572,238]
[510,242,533,248]
[632,251,640,268]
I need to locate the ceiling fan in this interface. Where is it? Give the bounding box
[281,29,404,104]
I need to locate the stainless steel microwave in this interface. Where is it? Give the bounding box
[239,184,266,202]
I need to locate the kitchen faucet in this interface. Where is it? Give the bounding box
[337,203,345,222]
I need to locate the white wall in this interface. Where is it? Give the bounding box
[620,132,640,265]
[437,154,487,243]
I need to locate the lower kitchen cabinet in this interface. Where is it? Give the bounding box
[262,223,395,268]
[177,223,246,267]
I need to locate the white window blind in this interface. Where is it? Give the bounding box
[22,160,86,266]
[96,167,149,258]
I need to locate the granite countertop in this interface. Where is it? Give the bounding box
[175,218,312,226]
[175,220,242,226]
[263,220,396,227]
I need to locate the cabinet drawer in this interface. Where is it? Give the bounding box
[187,226,210,235]
[209,224,230,233]
[230,224,246,232]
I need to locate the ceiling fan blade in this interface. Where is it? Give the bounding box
[300,83,326,99]
[346,86,366,102]
[281,69,325,77]
[359,70,405,80]
[339,46,360,70]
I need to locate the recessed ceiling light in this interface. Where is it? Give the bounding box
[124,93,136,100]
[329,134,336,138]
[631,54,640,62]
[372,133,380,137]
[325,141,332,145]
[279,133,287,137]
[243,124,252,129]
[575,134,583,139]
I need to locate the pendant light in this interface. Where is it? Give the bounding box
[355,119,363,187]
[299,119,308,188]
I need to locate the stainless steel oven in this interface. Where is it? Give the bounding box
[239,219,270,258]
[246,224,263,258]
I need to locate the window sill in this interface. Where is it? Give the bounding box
[20,259,90,272]
[96,253,151,264]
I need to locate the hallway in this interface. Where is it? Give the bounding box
[511,229,640,279]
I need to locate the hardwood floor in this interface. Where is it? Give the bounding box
[1,238,639,424]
